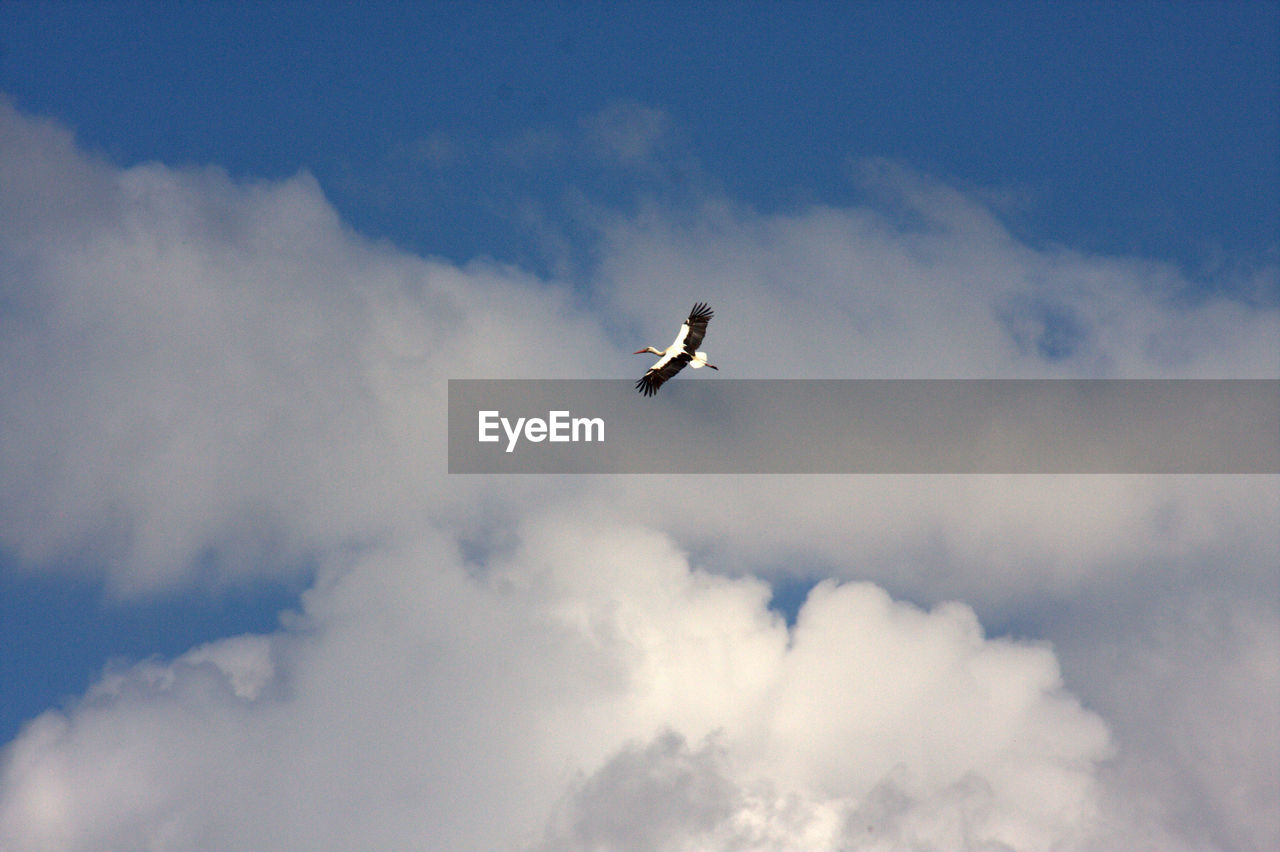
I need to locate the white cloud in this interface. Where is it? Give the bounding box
[0,97,616,593]
[1058,596,1280,851]
[2,519,1115,850]
[2,98,1277,848]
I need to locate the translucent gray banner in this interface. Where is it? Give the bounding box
[448,380,1280,474]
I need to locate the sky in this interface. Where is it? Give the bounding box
[0,1,1277,849]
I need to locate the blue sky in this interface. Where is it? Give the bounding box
[4,1,1277,272]
[1,3,1278,848]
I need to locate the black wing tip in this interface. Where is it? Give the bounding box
[636,374,661,396]
[688,301,713,323]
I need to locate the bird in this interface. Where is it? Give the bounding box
[633,302,718,397]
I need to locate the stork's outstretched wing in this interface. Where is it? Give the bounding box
[679,302,714,353]
[636,350,693,396]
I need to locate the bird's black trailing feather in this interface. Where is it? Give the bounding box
[687,302,713,324]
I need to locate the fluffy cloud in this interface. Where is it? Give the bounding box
[2,98,1276,848]
[1,517,1114,850]
[0,97,615,593]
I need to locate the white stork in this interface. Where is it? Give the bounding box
[633,302,718,397]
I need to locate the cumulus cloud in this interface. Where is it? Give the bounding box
[1,97,1277,848]
[2,518,1113,850]
[1055,595,1280,851]
[0,96,616,593]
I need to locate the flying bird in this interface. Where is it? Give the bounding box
[633,302,718,397]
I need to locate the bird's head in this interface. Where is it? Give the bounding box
[633,347,662,355]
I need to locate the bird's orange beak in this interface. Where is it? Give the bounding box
[632,349,649,355]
